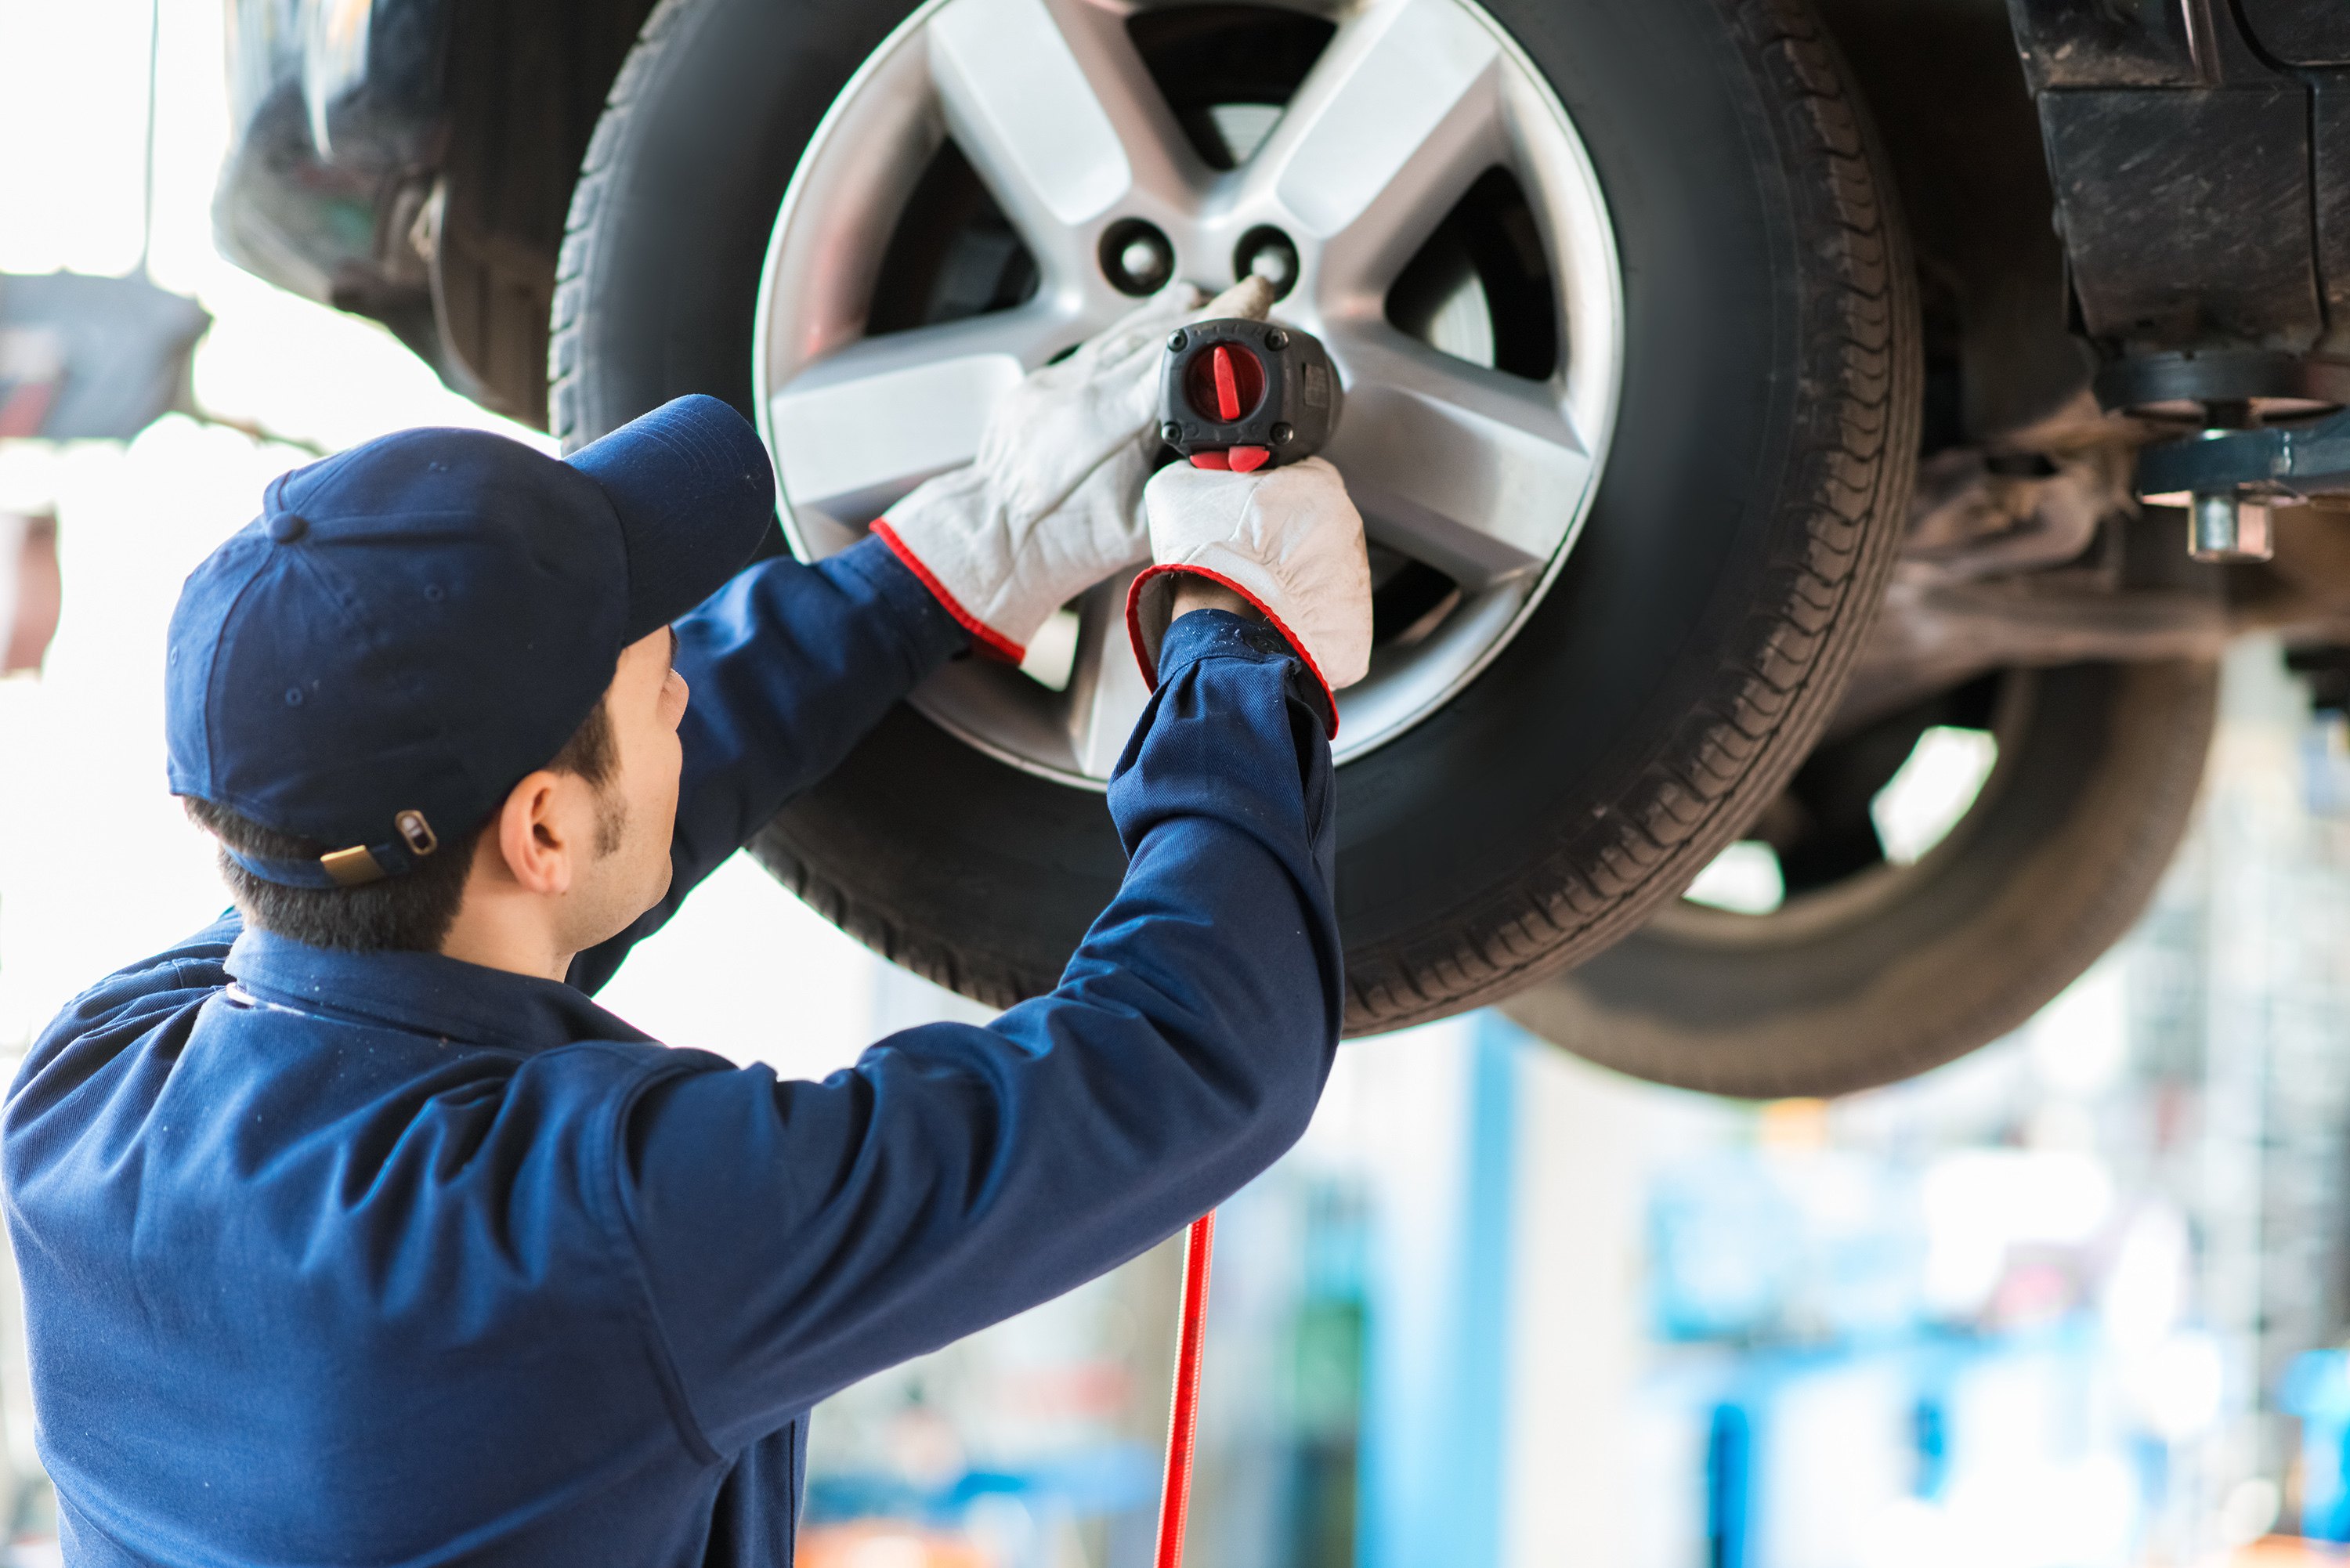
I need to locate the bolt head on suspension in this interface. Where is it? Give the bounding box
[2188,490,2274,562]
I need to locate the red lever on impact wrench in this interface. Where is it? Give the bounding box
[1158,318,1342,475]
[1152,1211,1217,1568]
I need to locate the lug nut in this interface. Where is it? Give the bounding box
[1166,331,1186,352]
[1160,421,1183,443]
[1099,219,1175,297]
[1264,327,1289,351]
[1271,422,1294,444]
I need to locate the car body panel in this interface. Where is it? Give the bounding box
[215,0,450,354]
[215,0,650,426]
[2007,0,2350,396]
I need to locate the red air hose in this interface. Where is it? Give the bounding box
[1152,1210,1217,1568]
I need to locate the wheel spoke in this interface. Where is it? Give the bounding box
[1322,327,1593,587]
[927,0,1199,258]
[1249,0,1506,298]
[1063,568,1154,781]
[767,302,1082,540]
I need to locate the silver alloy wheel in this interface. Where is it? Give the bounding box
[754,0,1624,786]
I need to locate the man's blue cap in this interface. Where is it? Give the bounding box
[166,395,774,889]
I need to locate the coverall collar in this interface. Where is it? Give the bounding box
[222,923,652,1055]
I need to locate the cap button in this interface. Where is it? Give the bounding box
[266,511,309,544]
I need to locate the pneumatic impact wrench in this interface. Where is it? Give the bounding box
[1157,316,1343,471]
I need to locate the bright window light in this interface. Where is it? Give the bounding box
[1683,840,1784,915]
[1871,725,1998,866]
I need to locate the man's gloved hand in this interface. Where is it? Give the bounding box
[1124,455,1372,737]
[874,276,1278,663]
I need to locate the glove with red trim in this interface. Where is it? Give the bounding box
[1125,455,1372,736]
[873,276,1276,663]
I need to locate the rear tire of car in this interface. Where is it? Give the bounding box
[1503,660,2218,1097]
[549,0,1922,1032]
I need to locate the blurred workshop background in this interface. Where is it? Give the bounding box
[9,4,2350,1568]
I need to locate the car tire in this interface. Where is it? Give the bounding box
[1503,659,2219,1097]
[548,0,1921,1031]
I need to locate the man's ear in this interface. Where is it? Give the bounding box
[492,769,575,896]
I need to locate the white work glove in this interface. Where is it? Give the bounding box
[1124,455,1373,735]
[874,276,1277,662]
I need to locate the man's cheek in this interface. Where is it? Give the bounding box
[662,736,685,804]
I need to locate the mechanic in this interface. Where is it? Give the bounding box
[1,277,1372,1566]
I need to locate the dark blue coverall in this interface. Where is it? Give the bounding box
[1,537,1343,1566]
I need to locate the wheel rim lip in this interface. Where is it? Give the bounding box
[752,0,1625,789]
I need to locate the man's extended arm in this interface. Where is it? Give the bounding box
[569,281,1277,992]
[569,537,967,991]
[605,612,1340,1452]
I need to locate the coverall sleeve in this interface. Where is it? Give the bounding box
[612,611,1343,1453]
[569,537,969,992]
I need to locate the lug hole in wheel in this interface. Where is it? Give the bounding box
[1234,227,1300,299]
[1100,219,1175,296]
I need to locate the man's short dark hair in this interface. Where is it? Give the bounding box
[184,698,617,953]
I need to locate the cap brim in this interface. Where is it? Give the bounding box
[566,395,778,641]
